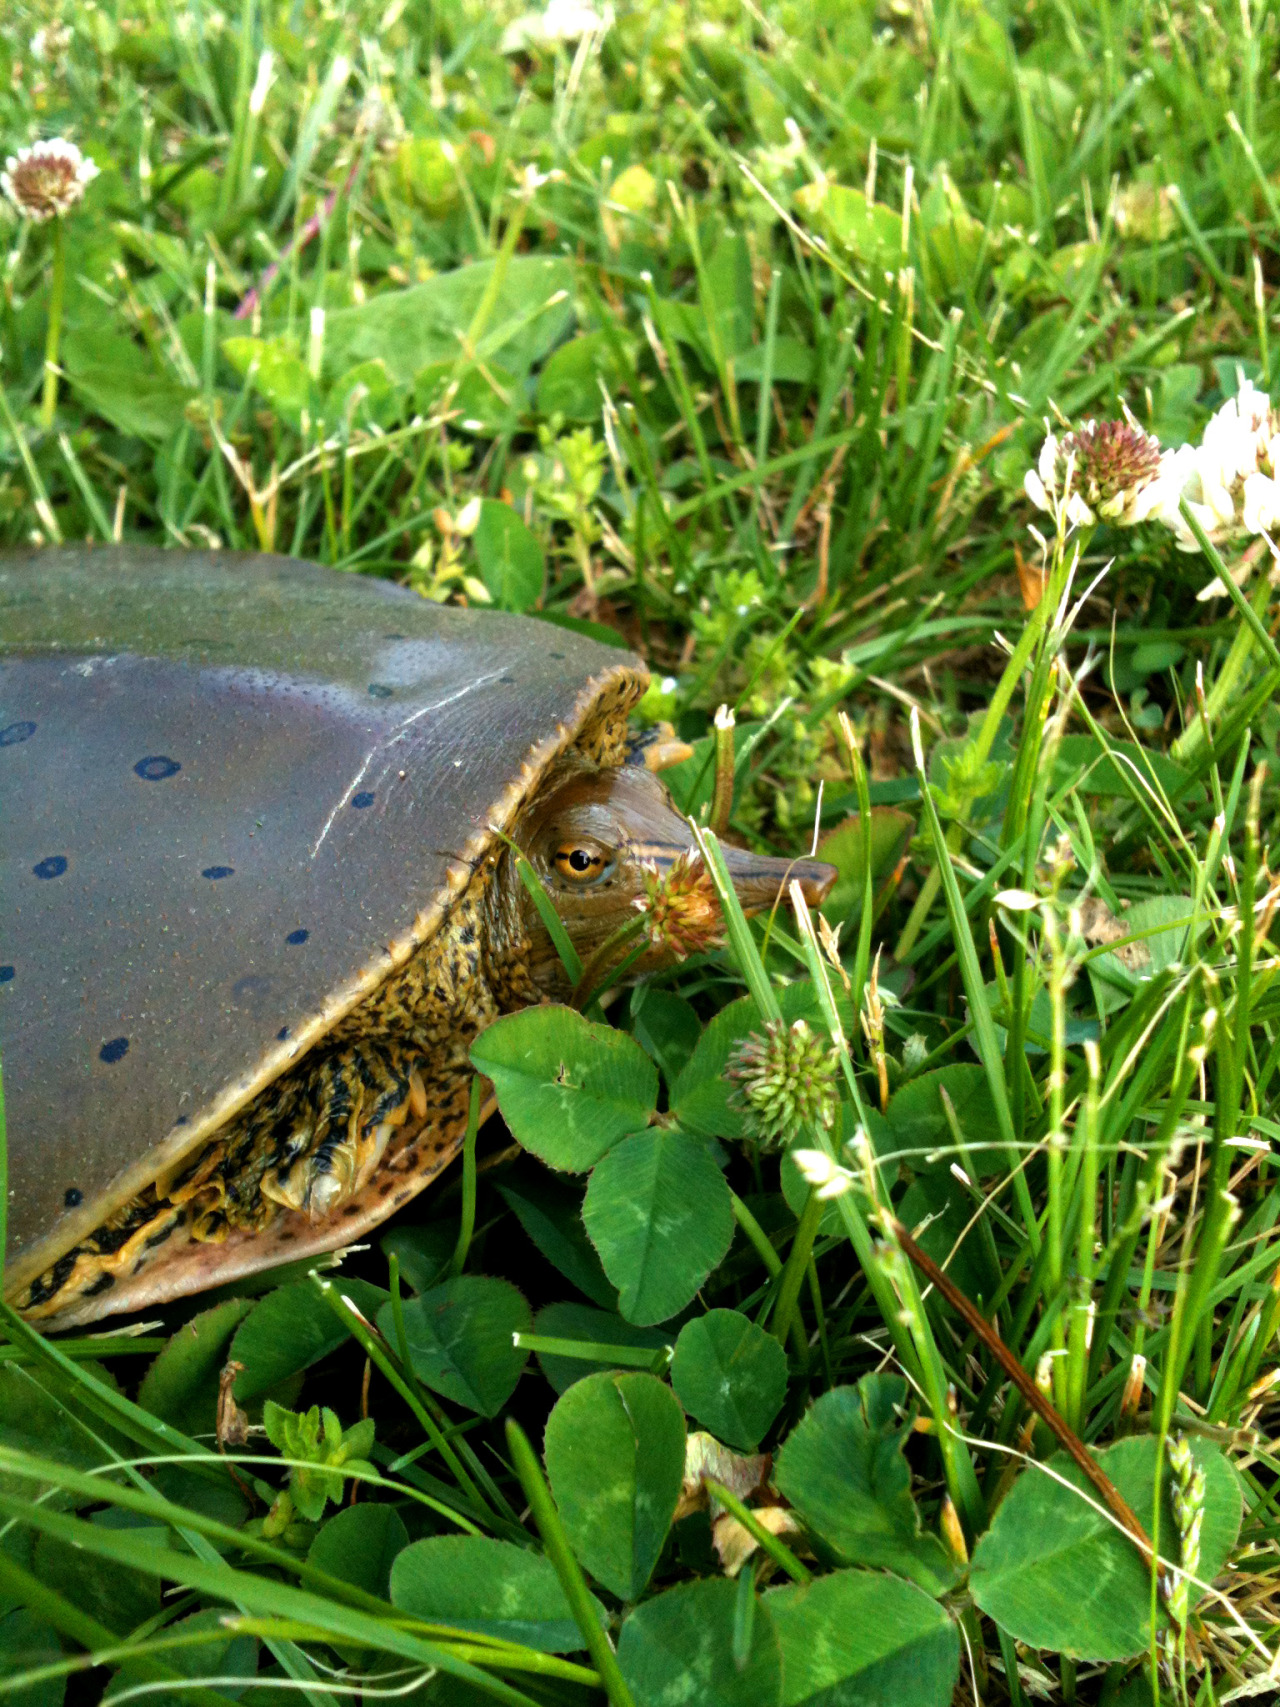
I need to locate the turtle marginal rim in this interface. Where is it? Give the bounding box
[3,654,648,1306]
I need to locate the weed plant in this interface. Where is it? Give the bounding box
[1,1,1279,1704]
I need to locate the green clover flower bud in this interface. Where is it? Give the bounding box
[724,1018,839,1149]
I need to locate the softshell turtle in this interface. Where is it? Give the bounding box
[1,546,834,1328]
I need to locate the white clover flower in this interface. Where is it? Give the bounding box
[1024,430,1096,530]
[500,0,611,52]
[791,1148,855,1199]
[30,23,71,62]
[1027,418,1173,533]
[1242,470,1280,536]
[1162,380,1280,568]
[2,138,99,223]
[1023,430,1061,513]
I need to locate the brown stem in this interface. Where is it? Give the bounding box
[234,152,363,321]
[888,1215,1160,1576]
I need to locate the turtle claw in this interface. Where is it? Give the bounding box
[408,1068,428,1122]
[259,1159,312,1214]
[307,1171,347,1219]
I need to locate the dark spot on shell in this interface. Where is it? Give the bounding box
[33,856,67,880]
[232,975,271,1006]
[286,928,310,945]
[278,1231,296,1242]
[0,720,37,746]
[367,683,393,699]
[379,1181,394,1197]
[499,675,515,685]
[352,791,375,809]
[277,1026,291,1040]
[176,1115,189,1126]
[343,1205,361,1216]
[0,966,13,984]
[99,1037,129,1064]
[134,755,181,781]
[549,652,565,660]
[64,1187,82,1208]
[203,866,234,880]
[384,632,406,640]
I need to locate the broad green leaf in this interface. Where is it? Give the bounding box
[976,977,1097,1056]
[582,1128,734,1325]
[62,324,193,441]
[393,136,461,213]
[543,1372,686,1601]
[793,180,900,263]
[221,333,312,427]
[104,1609,257,1707]
[231,1278,389,1403]
[969,1435,1242,1661]
[884,1065,998,1173]
[536,330,629,421]
[497,1174,617,1308]
[670,1310,788,1451]
[381,1221,456,1294]
[768,1570,960,1707]
[897,1166,1000,1307]
[630,987,702,1088]
[0,1365,132,1505]
[323,256,574,384]
[137,1297,255,1436]
[815,808,914,929]
[391,1535,604,1652]
[34,1511,164,1631]
[471,1005,658,1171]
[0,1608,64,1707]
[151,1464,249,1542]
[733,337,814,384]
[1086,895,1196,1018]
[780,1104,879,1234]
[413,360,519,436]
[773,1377,958,1594]
[617,1578,782,1707]
[377,1275,531,1416]
[1053,734,1198,801]
[531,1302,671,1394]
[309,1502,410,1600]
[919,168,984,293]
[703,233,755,360]
[328,358,401,429]
[473,499,545,612]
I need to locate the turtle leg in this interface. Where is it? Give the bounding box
[260,1043,427,1219]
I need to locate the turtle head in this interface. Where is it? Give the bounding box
[511,761,837,996]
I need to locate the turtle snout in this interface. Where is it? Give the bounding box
[713,842,837,914]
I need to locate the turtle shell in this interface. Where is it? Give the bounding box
[1,546,646,1302]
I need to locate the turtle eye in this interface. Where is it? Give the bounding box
[553,843,613,885]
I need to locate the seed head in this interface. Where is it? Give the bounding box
[1061,419,1162,516]
[634,853,723,960]
[1166,1433,1206,1627]
[2,138,99,223]
[724,1017,838,1148]
[1026,417,1173,530]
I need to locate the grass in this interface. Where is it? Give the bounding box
[2,0,1280,1703]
